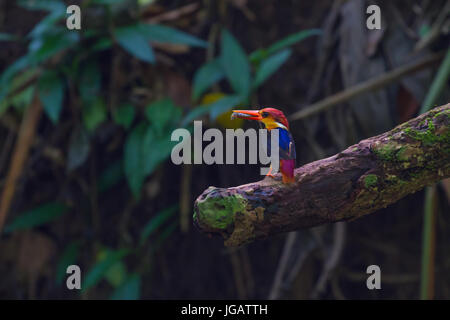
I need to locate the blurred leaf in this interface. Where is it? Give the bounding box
[142,127,174,177]
[156,222,177,246]
[250,29,321,63]
[0,90,28,115]
[10,87,34,113]
[56,241,80,285]
[0,68,38,114]
[138,0,155,6]
[182,94,242,125]
[145,98,182,136]
[253,49,292,89]
[140,205,178,245]
[209,94,242,120]
[420,49,450,114]
[82,97,107,131]
[18,0,66,13]
[124,123,147,197]
[202,92,244,129]
[79,61,101,102]
[124,121,176,196]
[419,23,431,38]
[139,24,208,48]
[93,0,123,4]
[38,70,65,123]
[114,25,155,64]
[150,222,178,255]
[220,30,251,97]
[91,37,113,52]
[181,106,210,127]
[266,29,321,55]
[31,31,79,64]
[113,104,136,129]
[0,33,18,42]
[105,260,128,288]
[110,274,141,300]
[82,249,129,292]
[28,11,64,39]
[99,160,124,193]
[3,202,68,233]
[192,59,225,100]
[67,126,90,171]
[0,55,32,95]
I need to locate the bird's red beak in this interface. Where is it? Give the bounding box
[231,110,262,121]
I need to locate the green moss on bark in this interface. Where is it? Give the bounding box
[364,174,378,188]
[195,193,247,230]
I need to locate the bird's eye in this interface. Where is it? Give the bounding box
[261,112,269,118]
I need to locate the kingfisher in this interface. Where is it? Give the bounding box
[231,108,296,184]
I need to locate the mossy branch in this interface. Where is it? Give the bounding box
[193,104,450,247]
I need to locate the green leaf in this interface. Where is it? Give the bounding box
[220,29,251,97]
[3,202,68,233]
[113,104,136,129]
[192,59,225,100]
[56,241,80,285]
[67,126,90,171]
[250,29,321,63]
[38,70,65,123]
[82,249,129,292]
[139,24,208,48]
[99,160,124,193]
[140,205,178,245]
[253,49,292,89]
[110,274,141,300]
[145,98,182,136]
[114,25,155,64]
[82,97,107,131]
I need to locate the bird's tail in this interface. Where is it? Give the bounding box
[280,159,295,184]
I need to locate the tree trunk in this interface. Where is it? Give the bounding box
[193,104,450,246]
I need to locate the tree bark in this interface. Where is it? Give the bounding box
[193,104,450,247]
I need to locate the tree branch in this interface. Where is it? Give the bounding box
[193,104,450,247]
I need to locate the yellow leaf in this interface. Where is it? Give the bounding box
[201,92,244,129]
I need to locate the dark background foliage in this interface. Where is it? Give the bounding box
[0,0,449,299]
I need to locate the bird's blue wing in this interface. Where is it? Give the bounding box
[267,128,296,160]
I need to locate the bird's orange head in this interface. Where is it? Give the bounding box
[231,107,290,130]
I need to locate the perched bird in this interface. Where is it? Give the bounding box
[231,108,296,184]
